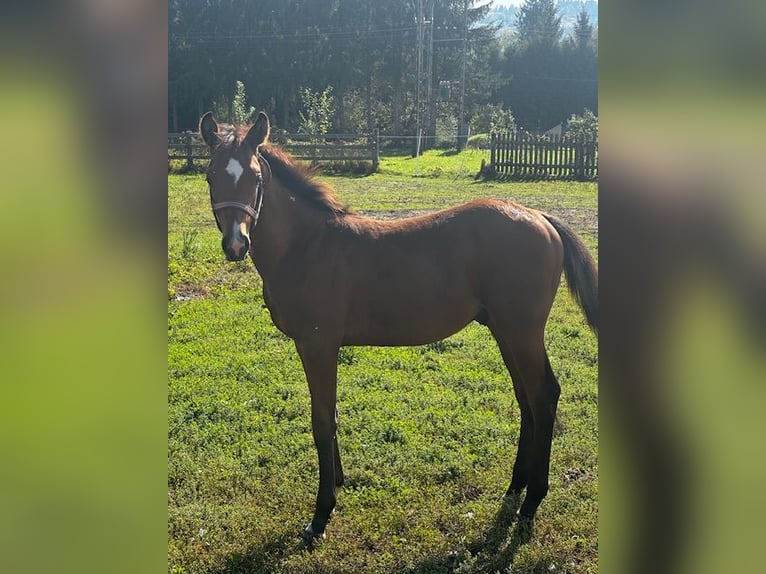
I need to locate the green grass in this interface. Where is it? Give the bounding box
[168,151,598,573]
[377,148,488,180]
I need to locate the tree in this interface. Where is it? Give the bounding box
[566,7,596,53]
[231,81,256,125]
[426,0,499,149]
[298,86,335,139]
[562,8,598,119]
[515,0,562,49]
[490,0,597,131]
[494,0,566,130]
[212,80,256,125]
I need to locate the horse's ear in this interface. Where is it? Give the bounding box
[199,112,219,148]
[244,112,270,151]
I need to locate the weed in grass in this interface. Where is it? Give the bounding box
[181,228,200,260]
[337,347,357,366]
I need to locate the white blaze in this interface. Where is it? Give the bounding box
[225,158,244,185]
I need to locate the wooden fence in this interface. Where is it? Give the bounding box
[169,131,379,171]
[489,132,597,180]
[167,132,208,168]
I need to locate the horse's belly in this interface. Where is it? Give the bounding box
[342,294,479,346]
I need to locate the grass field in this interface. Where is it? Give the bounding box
[168,150,598,573]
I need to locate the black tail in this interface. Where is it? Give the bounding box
[543,214,598,334]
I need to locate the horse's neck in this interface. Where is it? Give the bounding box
[250,179,327,280]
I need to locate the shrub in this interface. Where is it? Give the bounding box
[471,103,516,134]
[566,108,598,141]
[466,133,491,150]
[298,86,335,140]
[212,80,256,125]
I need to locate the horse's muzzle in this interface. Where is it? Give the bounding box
[222,234,250,261]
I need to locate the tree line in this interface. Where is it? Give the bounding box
[169,0,597,142]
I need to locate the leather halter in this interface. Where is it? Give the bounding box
[210,152,270,234]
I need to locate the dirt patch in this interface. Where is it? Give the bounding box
[562,467,596,483]
[545,207,599,238]
[173,282,209,301]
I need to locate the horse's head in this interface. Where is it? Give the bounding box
[199,111,270,261]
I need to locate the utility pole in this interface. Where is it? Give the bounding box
[425,0,435,151]
[414,0,423,156]
[457,0,469,151]
[414,0,433,156]
[366,0,372,134]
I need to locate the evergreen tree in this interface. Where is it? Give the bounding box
[562,8,598,120]
[515,0,562,48]
[567,7,596,52]
[494,0,566,130]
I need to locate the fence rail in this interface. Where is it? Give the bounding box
[169,131,380,171]
[489,132,597,180]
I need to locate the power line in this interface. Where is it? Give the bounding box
[170,25,419,43]
[515,73,597,83]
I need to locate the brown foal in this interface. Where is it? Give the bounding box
[199,111,598,545]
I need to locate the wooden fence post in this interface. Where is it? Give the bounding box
[490,132,496,174]
[372,128,380,172]
[184,131,193,170]
[575,135,584,180]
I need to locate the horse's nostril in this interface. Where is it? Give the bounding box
[237,236,251,259]
[222,235,250,261]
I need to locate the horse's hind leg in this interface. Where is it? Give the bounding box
[492,328,561,520]
[519,350,560,519]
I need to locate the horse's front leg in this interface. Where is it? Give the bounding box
[295,338,340,545]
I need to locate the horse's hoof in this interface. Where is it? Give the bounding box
[299,524,325,550]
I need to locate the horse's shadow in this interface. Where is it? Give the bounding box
[448,496,534,573]
[399,498,536,573]
[211,499,534,574]
[209,531,302,574]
